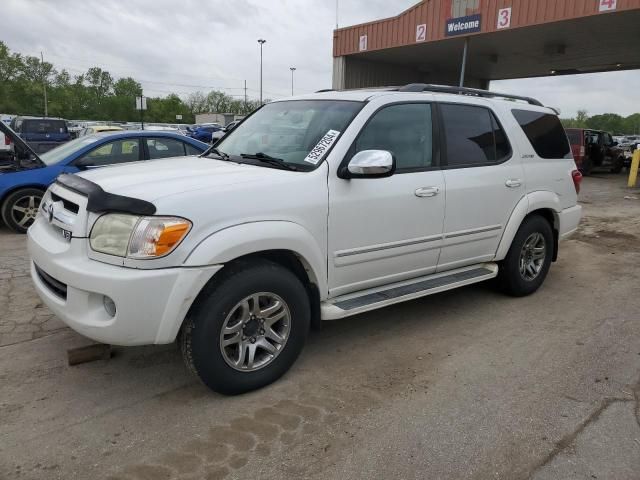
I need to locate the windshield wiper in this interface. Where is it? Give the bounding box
[203,147,231,161]
[240,152,298,171]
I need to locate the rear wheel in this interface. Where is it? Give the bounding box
[180,259,310,395]
[1,188,43,233]
[497,215,554,297]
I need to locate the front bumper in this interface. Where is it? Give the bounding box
[28,217,222,346]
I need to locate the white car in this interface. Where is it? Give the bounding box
[27,84,582,394]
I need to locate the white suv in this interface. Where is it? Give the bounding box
[27,84,582,394]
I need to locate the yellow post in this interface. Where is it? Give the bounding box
[628,149,640,188]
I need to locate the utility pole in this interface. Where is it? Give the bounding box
[258,39,267,105]
[290,67,296,96]
[41,52,48,117]
[244,80,248,113]
[336,0,339,29]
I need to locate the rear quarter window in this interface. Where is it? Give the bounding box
[512,109,572,159]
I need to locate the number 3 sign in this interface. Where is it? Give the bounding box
[599,0,617,11]
[497,7,511,29]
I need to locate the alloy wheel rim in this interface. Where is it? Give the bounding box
[10,195,41,228]
[219,292,291,372]
[519,232,546,281]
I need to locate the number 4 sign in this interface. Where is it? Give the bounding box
[599,0,617,11]
[497,7,511,29]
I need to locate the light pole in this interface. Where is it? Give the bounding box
[290,67,296,96]
[258,39,266,104]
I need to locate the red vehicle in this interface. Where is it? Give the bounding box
[565,128,626,175]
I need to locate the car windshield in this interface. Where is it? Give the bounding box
[216,100,362,170]
[39,135,103,165]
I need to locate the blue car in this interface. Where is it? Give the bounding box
[188,124,223,143]
[0,124,209,233]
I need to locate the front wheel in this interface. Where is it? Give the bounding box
[1,188,44,233]
[610,157,624,174]
[497,215,554,297]
[180,260,310,395]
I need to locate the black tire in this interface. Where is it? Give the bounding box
[580,157,593,176]
[1,188,44,234]
[180,259,310,395]
[610,157,624,174]
[497,215,554,297]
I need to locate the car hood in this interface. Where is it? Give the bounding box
[0,121,45,167]
[77,156,299,202]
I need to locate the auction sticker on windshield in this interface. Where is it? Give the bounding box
[304,130,340,165]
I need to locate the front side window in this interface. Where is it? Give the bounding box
[76,139,141,166]
[217,100,362,170]
[146,138,186,159]
[353,103,433,171]
[441,104,511,167]
[512,109,572,159]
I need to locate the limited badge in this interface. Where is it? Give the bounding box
[304,130,341,165]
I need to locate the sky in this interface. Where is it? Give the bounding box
[2,0,639,118]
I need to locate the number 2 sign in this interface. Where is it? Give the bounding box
[416,24,427,42]
[599,0,617,12]
[497,7,511,29]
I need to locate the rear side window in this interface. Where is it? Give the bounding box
[23,120,68,134]
[512,110,572,159]
[440,104,511,167]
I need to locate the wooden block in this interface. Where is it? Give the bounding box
[67,343,112,366]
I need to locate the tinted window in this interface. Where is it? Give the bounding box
[512,110,572,159]
[23,120,68,134]
[354,103,433,171]
[146,138,186,159]
[441,104,510,166]
[185,143,202,156]
[566,130,582,146]
[77,139,141,166]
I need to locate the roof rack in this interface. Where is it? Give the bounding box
[397,83,543,107]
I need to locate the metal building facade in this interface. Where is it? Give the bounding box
[332,0,640,89]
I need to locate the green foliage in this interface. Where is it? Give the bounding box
[0,41,259,124]
[561,109,640,134]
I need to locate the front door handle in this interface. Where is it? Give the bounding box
[415,186,440,197]
[505,179,523,188]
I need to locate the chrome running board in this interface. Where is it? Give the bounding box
[321,263,498,320]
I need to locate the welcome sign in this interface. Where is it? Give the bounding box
[445,14,482,36]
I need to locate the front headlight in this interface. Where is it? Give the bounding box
[90,214,192,259]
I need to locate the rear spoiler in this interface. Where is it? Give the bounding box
[56,174,156,215]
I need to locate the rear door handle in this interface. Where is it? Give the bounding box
[415,186,440,197]
[505,179,523,188]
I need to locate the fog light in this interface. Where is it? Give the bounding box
[103,296,116,317]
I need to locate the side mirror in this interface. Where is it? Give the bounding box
[74,157,96,168]
[342,150,395,178]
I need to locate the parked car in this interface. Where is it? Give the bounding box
[9,116,71,154]
[565,128,627,175]
[0,124,208,233]
[27,84,582,394]
[188,123,223,143]
[210,120,241,143]
[79,125,124,137]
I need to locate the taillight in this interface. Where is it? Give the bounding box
[3,136,10,146]
[571,169,582,194]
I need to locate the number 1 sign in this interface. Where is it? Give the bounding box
[359,35,368,51]
[497,7,511,29]
[599,0,617,12]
